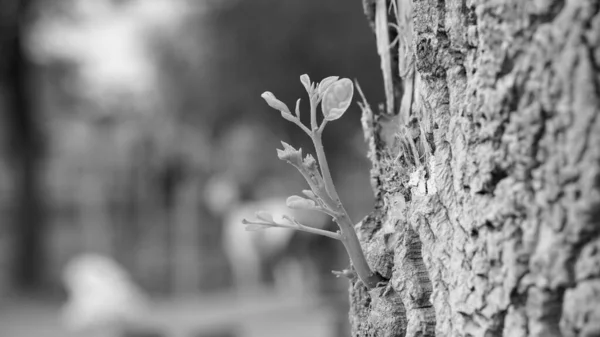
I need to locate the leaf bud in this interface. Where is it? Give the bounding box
[261,91,291,114]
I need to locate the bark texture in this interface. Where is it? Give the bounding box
[351,0,600,336]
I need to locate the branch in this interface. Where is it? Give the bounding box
[242,218,341,241]
[317,119,328,135]
[280,112,312,136]
[310,96,318,132]
[311,132,341,204]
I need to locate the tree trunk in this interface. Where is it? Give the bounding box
[0,0,45,293]
[350,0,600,336]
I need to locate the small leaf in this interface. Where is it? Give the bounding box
[321,78,354,121]
[276,141,303,165]
[295,99,301,118]
[317,76,339,96]
[256,211,274,223]
[300,74,312,94]
[261,91,291,114]
[286,195,316,209]
[282,215,300,227]
[276,148,285,160]
[302,189,317,200]
[303,154,318,171]
[242,218,272,231]
[245,223,271,231]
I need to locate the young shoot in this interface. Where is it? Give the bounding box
[243,74,384,289]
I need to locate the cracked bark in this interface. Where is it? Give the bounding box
[351,0,600,336]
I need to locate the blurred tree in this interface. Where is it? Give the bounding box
[0,0,46,292]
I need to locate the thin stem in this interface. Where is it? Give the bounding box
[307,133,384,288]
[282,113,312,136]
[311,132,341,203]
[309,191,384,289]
[244,219,341,241]
[310,96,318,131]
[296,203,341,218]
[288,223,341,240]
[293,118,312,136]
[317,119,328,134]
[336,214,383,288]
[314,206,340,218]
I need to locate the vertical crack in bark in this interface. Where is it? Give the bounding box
[526,286,567,337]
[393,225,436,336]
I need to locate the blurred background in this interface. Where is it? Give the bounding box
[0,0,384,336]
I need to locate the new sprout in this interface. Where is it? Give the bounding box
[244,75,384,289]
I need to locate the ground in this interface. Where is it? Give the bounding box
[0,290,339,337]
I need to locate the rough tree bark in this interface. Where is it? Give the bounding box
[350,0,600,336]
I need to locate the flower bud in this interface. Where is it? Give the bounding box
[261,91,291,114]
[303,154,318,171]
[300,74,312,94]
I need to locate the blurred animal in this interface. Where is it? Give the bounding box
[204,175,336,297]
